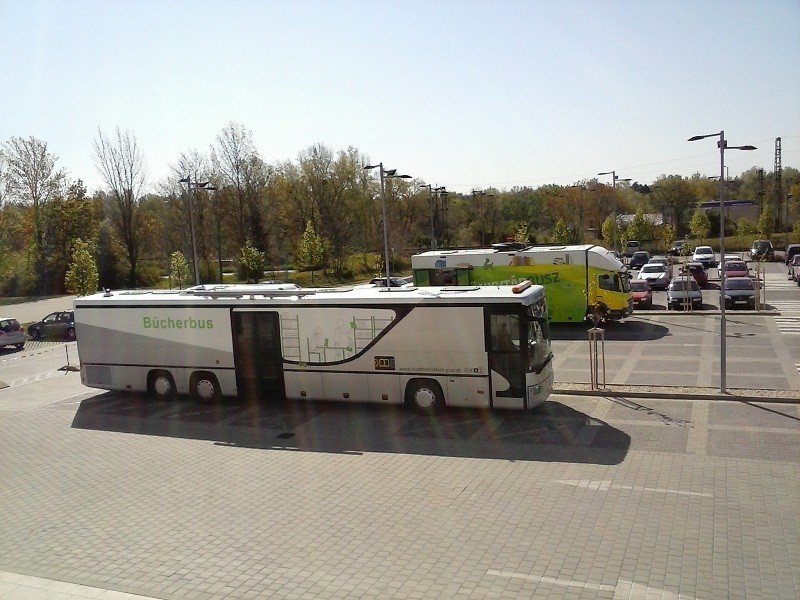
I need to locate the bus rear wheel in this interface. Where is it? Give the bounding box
[148,370,176,400]
[406,379,444,414]
[191,372,221,403]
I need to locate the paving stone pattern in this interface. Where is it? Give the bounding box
[0,376,798,599]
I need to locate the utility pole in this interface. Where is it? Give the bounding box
[774,137,783,241]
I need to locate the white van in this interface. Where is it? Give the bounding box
[624,241,641,257]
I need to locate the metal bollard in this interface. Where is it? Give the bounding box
[588,327,606,390]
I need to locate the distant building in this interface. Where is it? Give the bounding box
[616,213,664,227]
[698,200,758,222]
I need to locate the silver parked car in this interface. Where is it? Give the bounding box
[666,277,702,310]
[0,317,26,350]
[637,263,670,290]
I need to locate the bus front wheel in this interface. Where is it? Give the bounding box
[148,370,176,400]
[406,379,444,414]
[191,372,221,403]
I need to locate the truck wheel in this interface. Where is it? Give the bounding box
[149,370,176,400]
[66,327,76,341]
[406,379,444,414]
[192,372,221,403]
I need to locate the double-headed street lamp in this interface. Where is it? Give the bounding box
[204,184,222,283]
[688,131,756,393]
[179,176,211,286]
[598,171,631,252]
[364,163,411,285]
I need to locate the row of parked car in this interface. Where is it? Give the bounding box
[628,250,760,311]
[0,310,75,350]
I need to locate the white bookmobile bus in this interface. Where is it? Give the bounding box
[73,281,554,411]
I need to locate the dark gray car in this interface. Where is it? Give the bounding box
[27,310,76,340]
[629,251,651,270]
[723,277,756,309]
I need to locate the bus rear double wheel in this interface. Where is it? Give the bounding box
[406,378,444,414]
[191,371,221,403]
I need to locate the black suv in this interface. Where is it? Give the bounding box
[749,240,774,261]
[629,251,651,270]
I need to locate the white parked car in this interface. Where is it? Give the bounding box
[0,317,26,350]
[637,263,670,290]
[666,278,703,310]
[692,245,716,269]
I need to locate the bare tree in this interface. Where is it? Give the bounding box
[93,127,147,286]
[169,149,212,282]
[211,122,264,248]
[1,135,65,249]
[0,150,7,207]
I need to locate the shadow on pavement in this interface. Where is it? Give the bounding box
[71,393,631,465]
[550,320,670,341]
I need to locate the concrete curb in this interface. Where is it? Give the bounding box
[553,387,800,404]
[629,308,779,316]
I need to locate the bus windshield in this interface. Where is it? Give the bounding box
[527,316,551,373]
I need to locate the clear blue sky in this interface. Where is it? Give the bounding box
[2,0,798,195]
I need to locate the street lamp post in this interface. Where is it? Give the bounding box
[364,163,411,285]
[598,171,631,252]
[688,131,756,393]
[205,184,221,283]
[179,177,210,286]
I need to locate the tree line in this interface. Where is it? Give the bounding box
[1,123,798,296]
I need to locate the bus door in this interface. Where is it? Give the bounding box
[232,311,284,401]
[486,309,526,407]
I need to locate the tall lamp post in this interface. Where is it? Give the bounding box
[688,131,756,393]
[364,163,411,285]
[179,176,210,286]
[598,171,631,252]
[205,184,221,282]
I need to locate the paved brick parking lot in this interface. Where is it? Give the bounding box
[1,369,798,600]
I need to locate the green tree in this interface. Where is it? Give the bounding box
[64,239,99,296]
[552,218,571,244]
[238,239,266,283]
[626,207,651,242]
[513,223,531,245]
[295,221,328,285]
[757,202,774,238]
[651,175,697,236]
[601,214,617,249]
[40,181,102,294]
[662,224,676,248]
[170,251,190,289]
[688,209,711,243]
[737,218,756,236]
